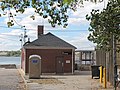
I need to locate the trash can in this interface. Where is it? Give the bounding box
[29,55,41,79]
[91,65,100,79]
[75,64,78,70]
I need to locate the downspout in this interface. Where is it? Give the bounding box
[72,49,74,74]
[24,48,26,75]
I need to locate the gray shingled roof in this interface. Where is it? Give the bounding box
[24,32,76,49]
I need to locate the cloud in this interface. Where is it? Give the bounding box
[4,29,22,35]
[0,43,20,51]
[0,35,20,51]
[68,1,108,25]
[0,29,23,50]
[68,18,89,25]
[56,31,95,50]
[0,1,108,50]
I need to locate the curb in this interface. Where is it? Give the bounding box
[17,69,28,90]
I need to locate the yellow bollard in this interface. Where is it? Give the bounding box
[103,68,107,88]
[100,66,103,84]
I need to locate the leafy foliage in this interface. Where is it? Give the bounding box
[86,0,120,51]
[0,0,104,28]
[0,0,80,28]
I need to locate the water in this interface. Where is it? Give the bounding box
[0,57,20,65]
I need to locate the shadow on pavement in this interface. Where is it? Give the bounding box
[0,64,16,69]
[74,70,92,75]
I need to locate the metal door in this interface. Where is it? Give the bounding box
[56,56,64,74]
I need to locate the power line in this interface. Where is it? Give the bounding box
[0,33,19,36]
[0,25,25,30]
[0,26,89,32]
[0,36,18,41]
[0,26,27,45]
[26,29,89,32]
[46,30,87,32]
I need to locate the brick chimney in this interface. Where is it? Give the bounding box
[38,25,44,38]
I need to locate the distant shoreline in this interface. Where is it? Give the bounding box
[0,51,21,57]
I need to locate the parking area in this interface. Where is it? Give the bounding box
[0,65,114,90]
[26,71,113,90]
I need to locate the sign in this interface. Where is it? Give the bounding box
[32,60,38,63]
[66,60,70,63]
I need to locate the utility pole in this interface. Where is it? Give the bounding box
[19,34,23,48]
[23,29,27,44]
[19,29,28,48]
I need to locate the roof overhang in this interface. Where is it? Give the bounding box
[75,50,94,52]
[23,46,76,50]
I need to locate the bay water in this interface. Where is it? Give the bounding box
[0,57,20,65]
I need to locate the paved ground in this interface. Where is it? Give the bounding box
[0,65,26,90]
[0,66,116,90]
[26,71,114,90]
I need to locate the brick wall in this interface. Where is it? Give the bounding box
[24,49,74,74]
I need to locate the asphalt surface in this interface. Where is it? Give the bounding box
[0,66,26,90]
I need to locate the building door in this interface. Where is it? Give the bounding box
[56,56,64,74]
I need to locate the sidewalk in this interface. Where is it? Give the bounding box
[25,71,114,90]
[0,65,26,90]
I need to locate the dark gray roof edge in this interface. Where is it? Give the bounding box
[24,32,77,49]
[46,32,77,49]
[23,46,76,49]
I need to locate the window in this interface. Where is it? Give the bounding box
[62,52,72,55]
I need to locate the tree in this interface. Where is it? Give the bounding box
[0,0,77,28]
[6,50,21,57]
[0,0,103,28]
[86,0,120,51]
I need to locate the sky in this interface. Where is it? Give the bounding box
[0,0,108,51]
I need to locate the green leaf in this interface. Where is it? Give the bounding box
[39,12,43,16]
[5,0,8,2]
[30,15,35,20]
[18,8,25,13]
[7,22,12,27]
[63,0,73,4]
[43,15,47,18]
[32,0,36,4]
[63,23,68,28]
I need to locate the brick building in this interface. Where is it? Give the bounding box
[21,25,76,74]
